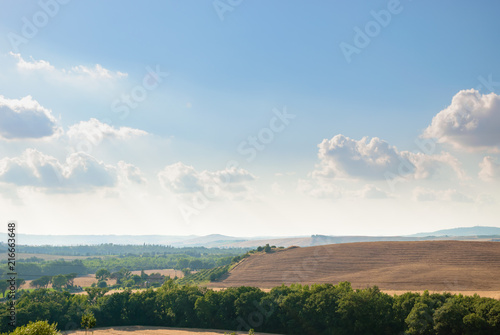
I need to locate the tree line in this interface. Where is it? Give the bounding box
[1,281,499,334]
[0,254,235,282]
[15,244,248,257]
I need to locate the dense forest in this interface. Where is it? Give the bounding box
[1,281,499,335]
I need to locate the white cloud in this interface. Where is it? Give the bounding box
[158,162,256,200]
[118,161,147,185]
[67,118,148,148]
[0,95,61,140]
[9,52,127,81]
[314,134,465,181]
[9,53,54,71]
[409,151,466,180]
[360,184,389,199]
[158,162,202,193]
[479,156,500,181]
[0,149,144,192]
[68,64,127,79]
[423,89,500,152]
[316,134,407,180]
[413,187,474,203]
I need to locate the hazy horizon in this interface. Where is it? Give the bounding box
[1,1,500,237]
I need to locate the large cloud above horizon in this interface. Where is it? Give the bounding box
[158,162,256,200]
[0,149,144,192]
[313,134,464,181]
[0,95,61,140]
[423,89,500,152]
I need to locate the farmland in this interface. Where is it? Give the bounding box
[66,326,278,335]
[209,241,500,293]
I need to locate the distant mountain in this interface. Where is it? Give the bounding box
[170,234,244,247]
[408,226,500,237]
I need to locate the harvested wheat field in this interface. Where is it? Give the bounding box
[209,241,500,294]
[65,326,278,335]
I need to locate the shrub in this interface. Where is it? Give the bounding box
[10,321,59,335]
[97,280,107,288]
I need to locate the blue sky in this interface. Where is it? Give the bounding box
[0,0,499,237]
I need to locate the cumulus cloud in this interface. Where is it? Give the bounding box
[158,162,256,200]
[423,89,500,152]
[118,161,147,185]
[0,149,144,192]
[314,134,465,181]
[158,162,202,193]
[9,53,54,71]
[315,135,406,180]
[413,187,474,203]
[409,151,466,180]
[9,52,127,80]
[0,95,61,140]
[67,118,147,148]
[479,156,500,181]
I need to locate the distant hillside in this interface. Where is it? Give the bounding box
[170,234,245,247]
[409,226,500,237]
[210,241,500,291]
[0,234,196,246]
[1,225,499,247]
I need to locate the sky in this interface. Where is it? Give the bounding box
[0,0,499,237]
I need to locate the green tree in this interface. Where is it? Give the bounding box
[9,320,59,335]
[0,281,8,298]
[177,258,190,269]
[81,311,96,335]
[463,313,489,334]
[406,301,434,335]
[95,268,111,282]
[97,280,107,288]
[30,276,52,289]
[433,298,468,334]
[131,274,142,285]
[264,244,271,253]
[84,287,109,305]
[51,275,68,290]
[337,286,397,335]
[65,273,77,287]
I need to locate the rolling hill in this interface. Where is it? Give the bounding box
[1,225,499,247]
[209,241,500,292]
